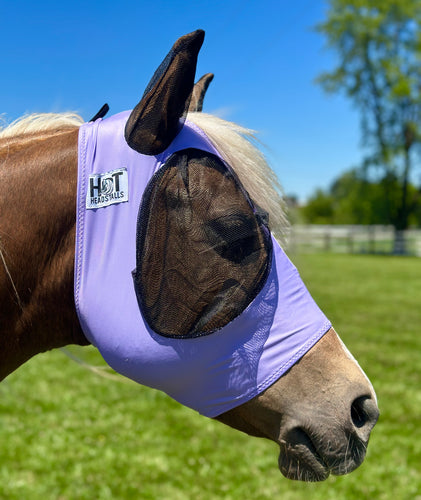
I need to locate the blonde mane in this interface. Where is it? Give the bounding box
[0,111,288,237]
[188,112,288,239]
[0,113,84,139]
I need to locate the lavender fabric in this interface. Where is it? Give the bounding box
[75,111,332,417]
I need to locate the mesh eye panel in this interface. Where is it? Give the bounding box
[133,148,272,338]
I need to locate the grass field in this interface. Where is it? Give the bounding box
[0,253,420,499]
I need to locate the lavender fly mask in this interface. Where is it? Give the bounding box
[74,30,331,417]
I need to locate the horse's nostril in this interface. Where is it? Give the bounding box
[351,396,368,428]
[351,396,379,431]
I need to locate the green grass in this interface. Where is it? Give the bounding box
[0,253,420,499]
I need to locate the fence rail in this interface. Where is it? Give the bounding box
[288,225,421,256]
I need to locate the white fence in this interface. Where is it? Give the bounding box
[287,225,421,256]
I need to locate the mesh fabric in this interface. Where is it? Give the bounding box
[133,148,272,338]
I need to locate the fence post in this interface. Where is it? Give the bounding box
[393,229,406,255]
[368,226,375,254]
[324,231,331,252]
[347,229,354,254]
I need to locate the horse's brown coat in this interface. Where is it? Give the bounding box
[0,128,88,380]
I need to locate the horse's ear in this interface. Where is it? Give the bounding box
[188,73,214,112]
[125,30,205,155]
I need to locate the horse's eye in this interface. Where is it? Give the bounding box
[204,214,261,263]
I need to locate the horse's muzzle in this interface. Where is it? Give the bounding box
[277,394,379,482]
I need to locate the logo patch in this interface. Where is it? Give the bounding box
[86,168,129,209]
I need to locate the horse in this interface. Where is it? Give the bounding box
[0,30,378,482]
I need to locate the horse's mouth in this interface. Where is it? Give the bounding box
[277,427,367,482]
[278,435,330,482]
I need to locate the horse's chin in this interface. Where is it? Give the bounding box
[277,438,365,482]
[278,446,330,482]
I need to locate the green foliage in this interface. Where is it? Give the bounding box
[316,0,421,230]
[0,254,420,498]
[301,167,421,226]
[301,189,335,224]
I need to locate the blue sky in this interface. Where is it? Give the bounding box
[0,0,363,202]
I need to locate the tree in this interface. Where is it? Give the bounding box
[316,0,421,253]
[301,189,335,224]
[301,167,421,227]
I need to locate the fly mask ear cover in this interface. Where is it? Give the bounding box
[125,30,204,155]
[133,148,272,338]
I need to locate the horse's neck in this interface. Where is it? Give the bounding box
[0,128,88,380]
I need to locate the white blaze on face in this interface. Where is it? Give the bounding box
[335,331,378,405]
